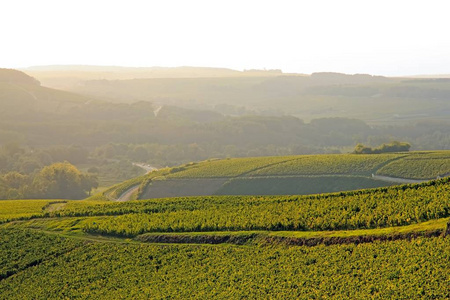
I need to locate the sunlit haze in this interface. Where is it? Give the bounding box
[2,0,450,75]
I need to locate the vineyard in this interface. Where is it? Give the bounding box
[3,178,450,236]
[0,228,449,299]
[165,156,296,178]
[164,154,406,178]
[2,152,450,298]
[0,199,58,223]
[100,151,450,199]
[246,153,403,176]
[60,179,450,236]
[376,152,450,179]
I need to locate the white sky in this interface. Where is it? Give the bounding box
[1,0,449,76]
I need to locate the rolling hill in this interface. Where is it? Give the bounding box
[97,151,450,200]
[1,171,449,298]
[34,68,450,125]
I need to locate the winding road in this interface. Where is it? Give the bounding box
[116,163,157,202]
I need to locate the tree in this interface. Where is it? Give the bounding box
[32,162,98,199]
[3,172,28,189]
[353,143,373,154]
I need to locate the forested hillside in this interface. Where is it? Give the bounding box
[2,68,450,170]
[53,70,450,125]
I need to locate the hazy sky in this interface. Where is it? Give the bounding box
[2,0,449,76]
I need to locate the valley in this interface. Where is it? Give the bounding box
[1,68,450,298]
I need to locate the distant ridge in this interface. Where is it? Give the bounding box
[0,68,40,85]
[24,65,241,74]
[22,65,287,78]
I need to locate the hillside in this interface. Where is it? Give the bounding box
[46,71,450,125]
[0,68,109,120]
[3,68,450,170]
[98,151,450,200]
[23,66,450,124]
[0,69,228,147]
[1,176,449,298]
[0,68,40,85]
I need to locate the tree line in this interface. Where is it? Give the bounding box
[0,162,97,199]
[353,141,411,154]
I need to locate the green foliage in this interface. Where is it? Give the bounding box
[0,162,98,200]
[0,227,449,299]
[0,228,79,281]
[3,69,450,298]
[30,162,98,199]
